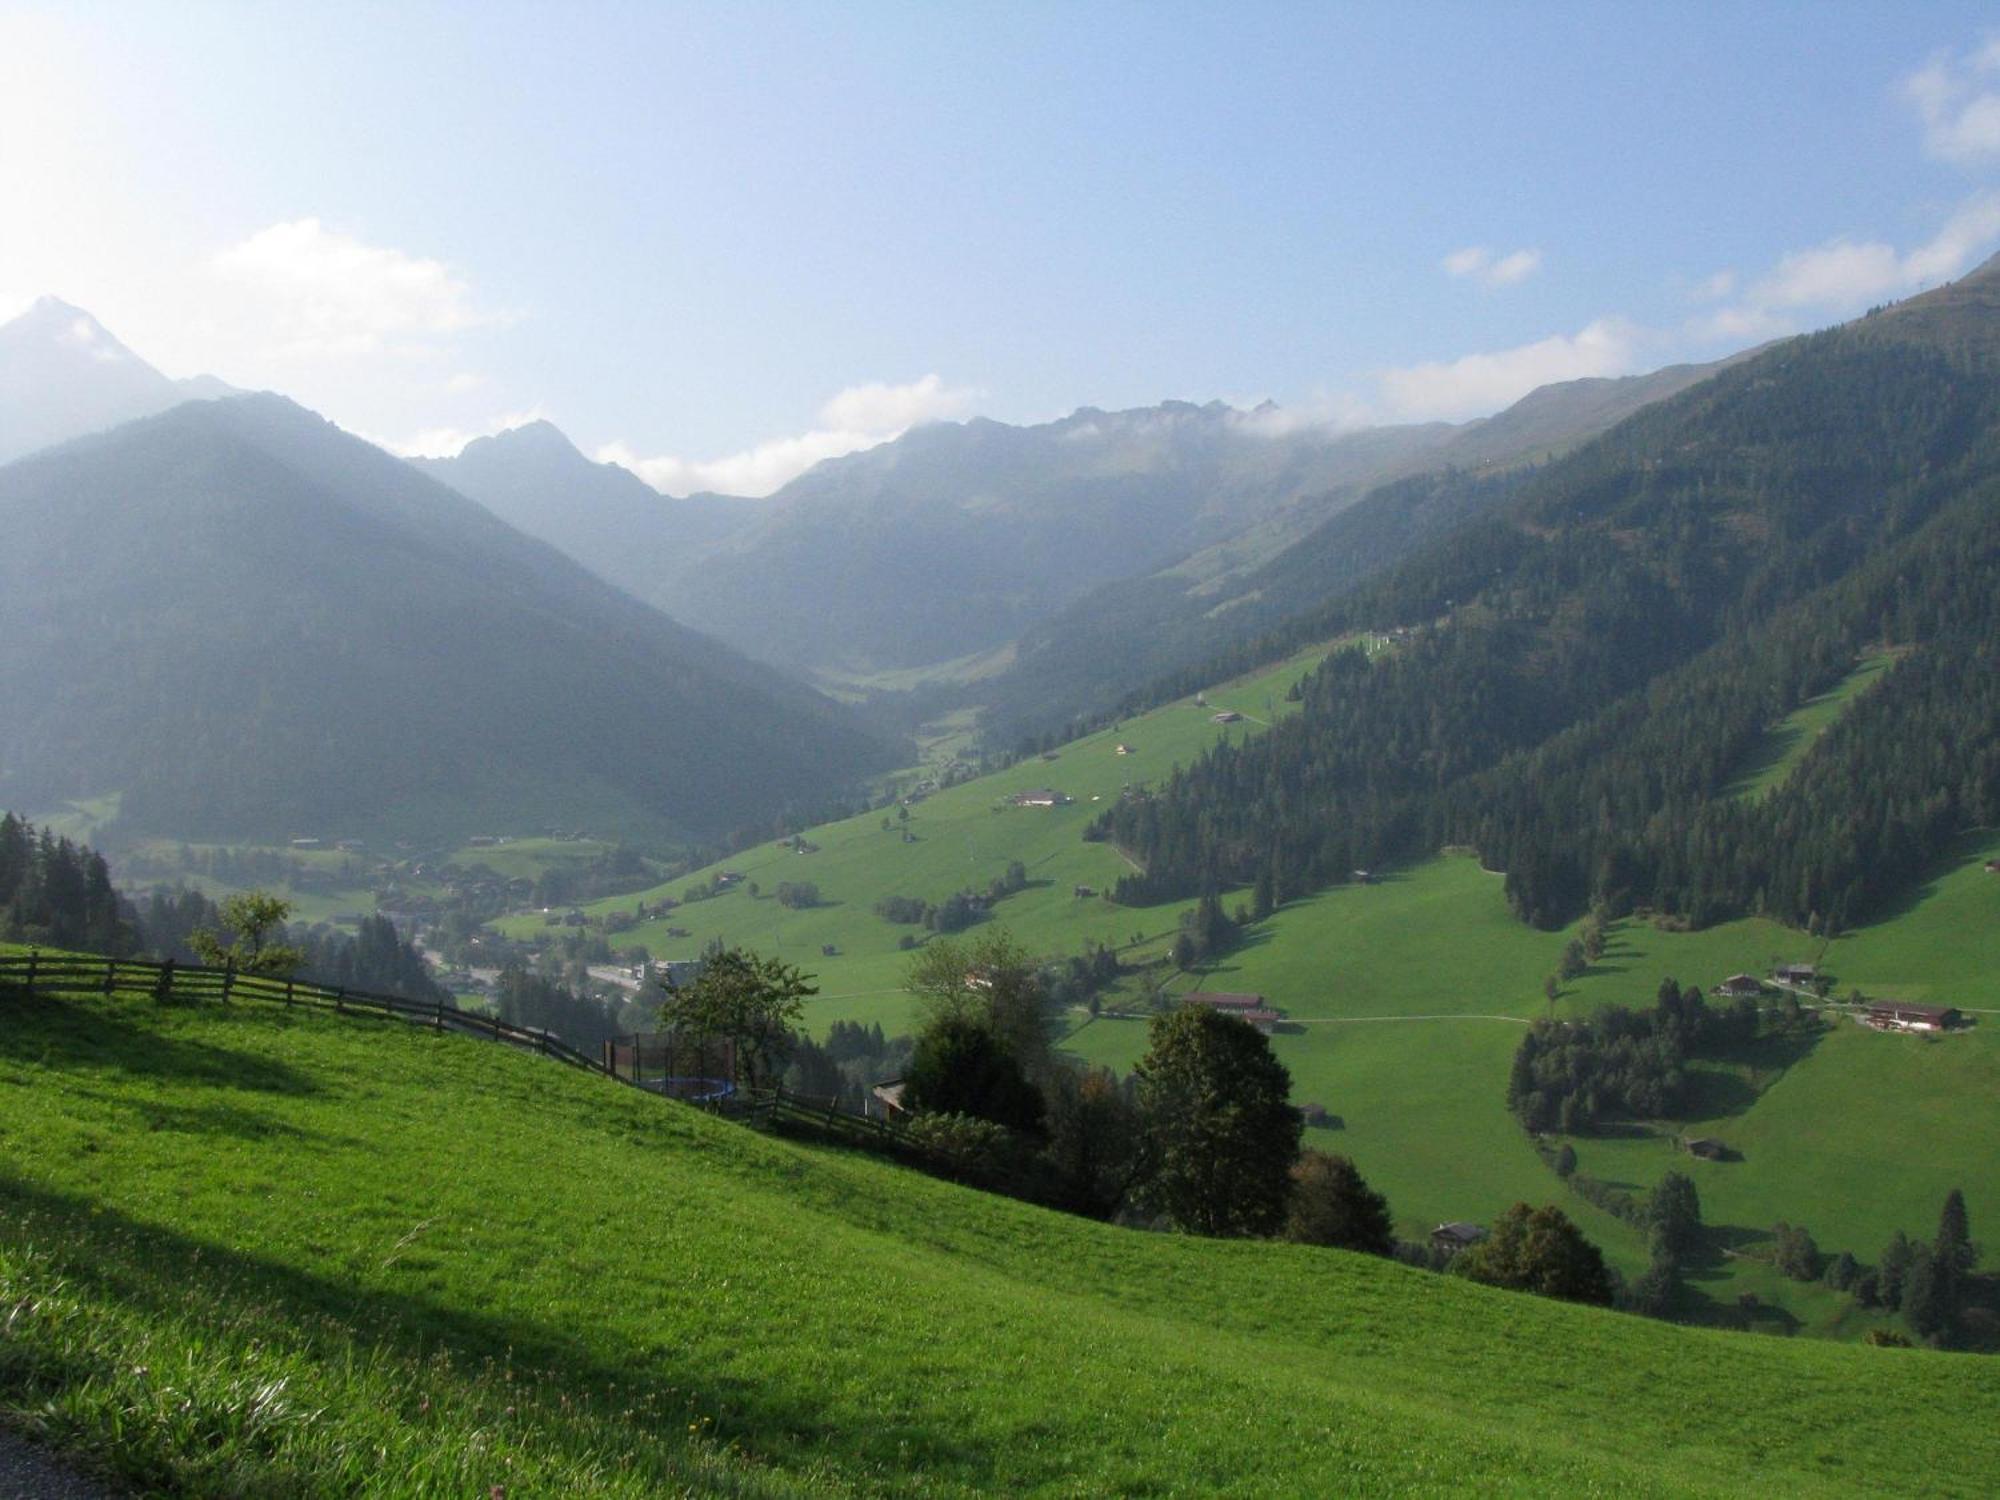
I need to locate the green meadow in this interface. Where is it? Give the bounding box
[1545,829,2000,1330]
[2,984,1996,1497]
[496,645,1330,1034]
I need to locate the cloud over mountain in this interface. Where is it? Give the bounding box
[599,373,978,497]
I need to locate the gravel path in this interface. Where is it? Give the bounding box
[0,1428,122,1500]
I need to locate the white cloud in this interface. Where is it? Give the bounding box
[1904,38,2000,164]
[1689,190,2000,343]
[1441,245,1543,288]
[1230,391,1374,438]
[373,405,551,459]
[601,374,978,497]
[212,218,504,358]
[1376,318,1641,422]
[1688,269,1737,302]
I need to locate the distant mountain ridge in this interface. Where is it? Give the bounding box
[413,422,759,610]
[0,297,232,465]
[0,395,902,846]
[428,358,1737,693]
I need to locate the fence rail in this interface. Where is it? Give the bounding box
[0,949,614,1079]
[0,949,907,1152]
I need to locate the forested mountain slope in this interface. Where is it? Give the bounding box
[1095,259,2000,931]
[967,357,1743,743]
[0,396,901,846]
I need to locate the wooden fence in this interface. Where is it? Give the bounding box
[0,949,909,1153]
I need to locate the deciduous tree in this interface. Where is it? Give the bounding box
[1133,1006,1301,1237]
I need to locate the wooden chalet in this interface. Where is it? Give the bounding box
[1010,788,1069,808]
[1864,1000,1962,1033]
[1682,1136,1727,1161]
[1773,963,1818,985]
[1182,990,1285,1033]
[1714,973,1765,999]
[1432,1222,1487,1253]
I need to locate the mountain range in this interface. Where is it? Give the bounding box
[0,394,901,846]
[425,358,1739,718]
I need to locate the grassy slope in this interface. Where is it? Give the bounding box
[1066,855,1643,1264]
[495,647,1329,1036]
[1721,652,1895,801]
[2,987,1996,1497]
[1551,829,2000,1330]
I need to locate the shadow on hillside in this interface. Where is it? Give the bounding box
[1680,1068,1758,1119]
[0,992,322,1097]
[0,1174,987,1486]
[1709,1026,1827,1101]
[1718,721,1807,801]
[1844,828,1996,930]
[58,1082,353,1146]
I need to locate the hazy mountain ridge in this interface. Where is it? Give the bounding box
[413,422,761,610]
[0,395,902,846]
[428,358,1735,697]
[0,296,232,466]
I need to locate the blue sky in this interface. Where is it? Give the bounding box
[5,1,2000,492]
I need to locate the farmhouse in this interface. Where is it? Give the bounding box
[1210,710,1243,724]
[1865,1000,1962,1033]
[1986,858,2000,873]
[1183,990,1268,1013]
[1432,1222,1487,1252]
[1011,789,1069,807]
[1183,991,1286,1033]
[1773,963,1818,985]
[1714,973,1765,999]
[1115,743,1134,756]
[870,1080,909,1118]
[1683,1136,1728,1161]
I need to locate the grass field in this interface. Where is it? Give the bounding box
[495,645,1332,1035]
[3,984,1996,1497]
[1544,828,2000,1330]
[1066,855,1641,1259]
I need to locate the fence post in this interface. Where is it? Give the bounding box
[284,978,295,1008]
[23,950,37,997]
[434,1000,445,1032]
[153,958,175,1005]
[221,960,236,1006]
[334,986,346,1015]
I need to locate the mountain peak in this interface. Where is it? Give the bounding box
[2,296,143,362]
[459,419,585,464]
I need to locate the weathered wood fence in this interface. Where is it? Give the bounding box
[0,949,910,1153]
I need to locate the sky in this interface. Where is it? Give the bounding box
[6,1,2000,495]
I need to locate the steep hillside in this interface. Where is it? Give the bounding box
[1096,258,2000,929]
[3,983,1994,1496]
[0,297,229,465]
[962,356,1743,742]
[0,396,900,846]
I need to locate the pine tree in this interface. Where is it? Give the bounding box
[1934,1188,1976,1275]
